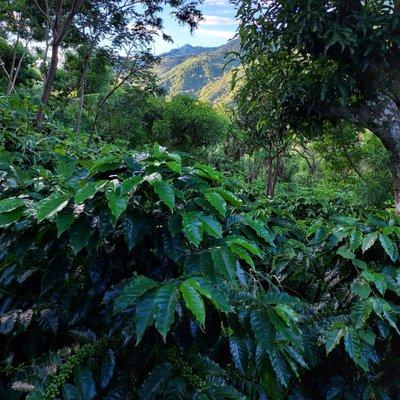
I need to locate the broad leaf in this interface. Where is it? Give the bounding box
[182,212,203,247]
[325,326,345,354]
[187,277,233,313]
[200,214,223,238]
[344,329,361,364]
[75,367,96,400]
[361,232,378,253]
[57,209,75,237]
[151,179,175,212]
[139,363,173,400]
[251,310,275,353]
[211,246,237,281]
[204,191,227,217]
[154,284,178,340]
[0,207,25,228]
[0,197,25,213]
[75,180,107,204]
[106,190,128,222]
[135,290,156,345]
[100,349,116,389]
[379,233,397,262]
[114,276,158,313]
[36,193,70,222]
[180,280,206,326]
[70,218,91,254]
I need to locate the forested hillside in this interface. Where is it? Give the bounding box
[1,1,400,400]
[156,39,240,104]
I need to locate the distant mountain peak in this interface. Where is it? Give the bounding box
[160,44,214,59]
[155,39,241,106]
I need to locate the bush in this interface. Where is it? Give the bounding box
[152,95,229,151]
[1,126,400,399]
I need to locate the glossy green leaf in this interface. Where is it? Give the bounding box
[70,218,91,254]
[200,214,223,238]
[228,243,254,268]
[227,236,262,257]
[57,209,75,237]
[139,363,173,400]
[349,230,363,251]
[204,191,226,217]
[211,246,237,281]
[214,188,242,207]
[151,179,175,212]
[180,280,205,326]
[325,326,345,354]
[154,284,178,340]
[121,176,142,196]
[351,279,371,299]
[361,232,378,252]
[75,180,107,204]
[182,211,203,247]
[251,310,275,353]
[379,233,397,262]
[0,197,25,213]
[186,277,233,313]
[135,290,156,345]
[36,193,70,222]
[344,329,361,363]
[336,245,356,260]
[114,275,158,313]
[0,207,25,227]
[106,190,128,222]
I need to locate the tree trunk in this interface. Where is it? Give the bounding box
[34,0,84,124]
[345,92,400,212]
[265,157,276,197]
[35,43,59,124]
[390,156,400,214]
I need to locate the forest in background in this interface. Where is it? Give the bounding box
[1,1,400,399]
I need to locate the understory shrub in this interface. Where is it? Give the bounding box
[0,137,400,399]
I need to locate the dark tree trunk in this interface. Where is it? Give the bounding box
[335,92,400,212]
[34,0,84,124]
[363,94,400,212]
[35,44,59,124]
[265,157,277,197]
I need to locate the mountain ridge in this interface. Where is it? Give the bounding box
[155,39,240,105]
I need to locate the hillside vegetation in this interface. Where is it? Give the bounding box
[1,1,400,400]
[156,40,240,104]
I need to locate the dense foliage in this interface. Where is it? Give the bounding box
[1,1,400,399]
[236,0,400,210]
[0,108,400,399]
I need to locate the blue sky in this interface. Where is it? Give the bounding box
[152,0,238,54]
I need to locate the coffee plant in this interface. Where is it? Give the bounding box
[1,139,400,399]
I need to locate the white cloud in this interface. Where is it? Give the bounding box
[201,15,235,26]
[196,28,234,39]
[204,0,229,5]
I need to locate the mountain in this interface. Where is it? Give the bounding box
[155,39,240,106]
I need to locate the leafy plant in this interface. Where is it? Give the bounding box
[1,132,400,399]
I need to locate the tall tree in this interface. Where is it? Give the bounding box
[32,0,85,123]
[0,0,35,94]
[30,0,202,124]
[236,0,400,210]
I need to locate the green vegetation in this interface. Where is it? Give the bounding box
[156,40,240,104]
[1,1,400,399]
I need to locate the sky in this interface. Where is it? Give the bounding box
[152,0,238,55]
